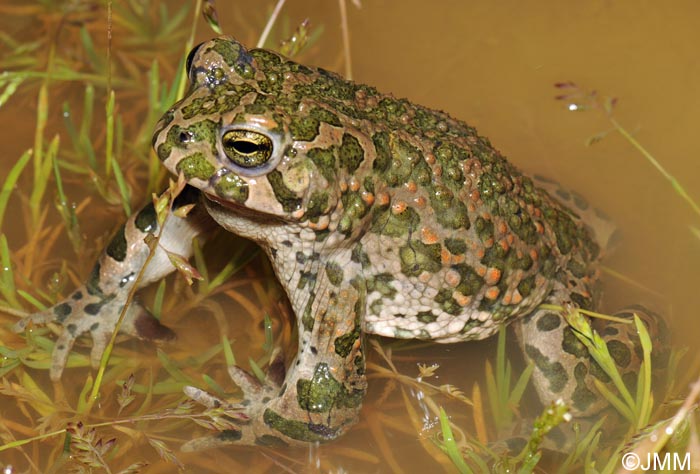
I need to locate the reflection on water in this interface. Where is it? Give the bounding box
[1,0,698,472]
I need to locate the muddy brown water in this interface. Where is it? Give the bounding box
[1,1,699,472]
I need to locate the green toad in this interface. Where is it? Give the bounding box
[15,37,663,448]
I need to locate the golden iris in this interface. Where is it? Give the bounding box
[221,130,273,168]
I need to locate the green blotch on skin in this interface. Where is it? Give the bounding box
[434,289,461,315]
[309,106,342,127]
[181,97,211,120]
[509,252,533,271]
[416,311,437,323]
[444,238,467,255]
[106,224,127,262]
[267,170,302,212]
[366,273,396,298]
[543,208,577,255]
[338,133,364,172]
[157,124,182,161]
[539,246,557,279]
[562,327,589,358]
[517,274,536,298]
[385,138,421,186]
[176,153,215,180]
[588,357,611,383]
[474,217,494,243]
[452,263,484,296]
[325,262,344,286]
[302,294,315,332]
[524,344,568,393]
[571,362,596,412]
[461,320,481,334]
[435,201,470,230]
[334,325,360,357]
[215,173,249,204]
[84,294,115,316]
[216,430,242,442]
[338,192,368,234]
[53,303,72,322]
[187,120,220,155]
[567,259,587,278]
[570,292,592,310]
[350,244,371,268]
[289,115,320,141]
[371,132,391,173]
[297,271,317,290]
[86,264,105,298]
[152,111,173,148]
[250,49,282,69]
[304,191,328,220]
[307,147,337,183]
[372,206,420,238]
[606,340,632,368]
[263,409,335,442]
[158,120,219,162]
[210,39,254,78]
[536,313,561,332]
[296,363,363,413]
[480,245,510,272]
[135,202,157,233]
[399,240,442,277]
[411,159,432,186]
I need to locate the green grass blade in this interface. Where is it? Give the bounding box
[111,157,132,217]
[61,101,82,154]
[0,149,32,233]
[633,315,653,428]
[0,234,19,308]
[248,357,266,383]
[152,279,166,319]
[192,238,209,286]
[202,373,226,396]
[156,349,196,385]
[79,84,97,170]
[52,143,80,250]
[508,361,534,406]
[208,250,257,290]
[222,336,236,366]
[593,379,635,423]
[262,313,273,354]
[30,135,59,229]
[0,75,23,109]
[517,451,541,474]
[105,90,116,179]
[438,407,473,474]
[79,27,100,70]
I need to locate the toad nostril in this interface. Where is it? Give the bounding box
[178,131,193,143]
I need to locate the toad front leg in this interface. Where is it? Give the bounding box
[14,186,214,380]
[184,274,367,448]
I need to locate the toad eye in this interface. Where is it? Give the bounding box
[221,130,274,168]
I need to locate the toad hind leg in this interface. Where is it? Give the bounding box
[516,285,666,418]
[183,276,367,448]
[14,185,214,380]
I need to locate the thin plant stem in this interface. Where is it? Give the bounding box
[609,116,700,218]
[338,0,352,79]
[257,0,286,48]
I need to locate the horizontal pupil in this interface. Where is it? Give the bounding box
[231,140,260,155]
